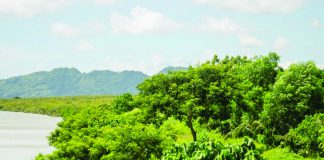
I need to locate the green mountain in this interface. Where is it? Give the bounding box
[159,66,188,74]
[0,68,148,98]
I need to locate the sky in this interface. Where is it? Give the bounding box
[0,0,323,79]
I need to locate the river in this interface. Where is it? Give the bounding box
[0,111,61,160]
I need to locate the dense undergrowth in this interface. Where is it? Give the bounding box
[1,53,323,159]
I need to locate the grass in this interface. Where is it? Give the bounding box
[262,148,316,160]
[0,95,115,117]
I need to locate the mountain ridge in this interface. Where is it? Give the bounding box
[0,66,187,98]
[0,68,148,98]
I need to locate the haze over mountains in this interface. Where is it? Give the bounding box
[0,66,187,98]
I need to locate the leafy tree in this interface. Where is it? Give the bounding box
[137,70,201,141]
[262,62,324,137]
[236,53,280,121]
[137,53,280,141]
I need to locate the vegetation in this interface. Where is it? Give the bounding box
[137,53,282,142]
[285,114,324,157]
[162,137,263,160]
[262,62,324,137]
[2,53,323,159]
[36,107,189,160]
[261,148,311,160]
[0,96,115,117]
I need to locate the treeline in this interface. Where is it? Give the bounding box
[0,96,115,117]
[36,53,323,159]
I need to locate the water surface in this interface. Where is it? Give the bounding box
[0,111,61,160]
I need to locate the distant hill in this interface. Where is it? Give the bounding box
[0,68,148,98]
[0,66,190,98]
[159,66,188,74]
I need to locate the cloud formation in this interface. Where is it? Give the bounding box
[239,35,264,47]
[273,37,289,51]
[109,7,181,35]
[311,19,321,28]
[51,22,80,38]
[0,0,72,18]
[199,16,263,47]
[90,21,107,33]
[193,0,305,14]
[94,0,117,5]
[200,16,245,35]
[75,40,95,52]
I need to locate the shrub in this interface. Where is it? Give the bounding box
[162,137,264,160]
[285,113,324,157]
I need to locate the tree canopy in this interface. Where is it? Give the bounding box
[35,53,324,159]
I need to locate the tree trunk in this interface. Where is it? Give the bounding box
[188,111,197,141]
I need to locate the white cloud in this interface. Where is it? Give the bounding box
[200,16,263,47]
[0,0,72,18]
[109,7,181,35]
[200,16,245,35]
[311,19,321,28]
[90,21,106,33]
[193,0,305,14]
[94,0,116,5]
[239,35,264,47]
[75,40,95,52]
[51,22,80,38]
[273,37,289,51]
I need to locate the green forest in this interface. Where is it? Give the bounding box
[0,53,323,160]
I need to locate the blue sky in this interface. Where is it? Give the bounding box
[0,0,323,78]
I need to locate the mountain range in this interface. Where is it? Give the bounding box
[0,66,187,98]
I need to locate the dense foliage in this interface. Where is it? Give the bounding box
[162,137,263,160]
[137,53,282,141]
[36,107,189,160]
[262,62,324,136]
[3,53,323,159]
[285,114,324,157]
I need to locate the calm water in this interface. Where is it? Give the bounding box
[0,111,61,160]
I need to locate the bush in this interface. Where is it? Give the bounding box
[36,107,163,159]
[110,93,134,114]
[162,137,264,160]
[285,113,324,157]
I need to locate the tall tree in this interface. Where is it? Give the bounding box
[262,61,324,136]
